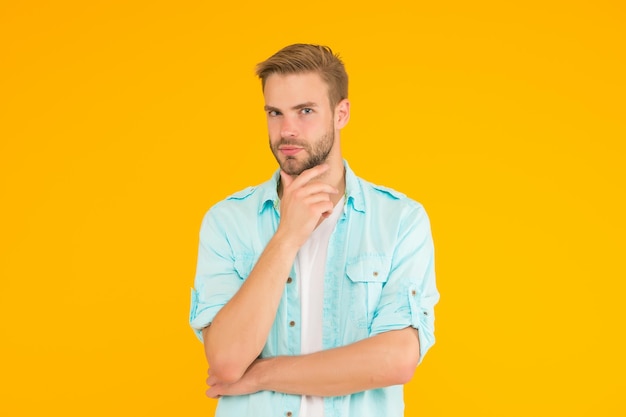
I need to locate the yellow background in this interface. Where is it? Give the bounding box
[1,1,624,415]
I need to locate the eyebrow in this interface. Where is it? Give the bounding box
[264,102,318,112]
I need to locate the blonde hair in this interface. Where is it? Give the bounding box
[255,44,348,107]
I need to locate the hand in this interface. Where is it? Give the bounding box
[277,164,338,248]
[206,359,266,399]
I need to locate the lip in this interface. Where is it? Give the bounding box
[279,146,303,156]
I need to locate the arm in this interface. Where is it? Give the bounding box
[203,164,338,384]
[206,327,420,398]
[201,234,298,383]
[206,197,438,398]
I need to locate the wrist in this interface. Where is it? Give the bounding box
[272,228,304,253]
[252,357,274,391]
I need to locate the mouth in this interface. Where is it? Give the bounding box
[279,146,304,156]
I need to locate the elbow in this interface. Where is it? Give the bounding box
[207,359,247,385]
[203,328,248,384]
[394,352,420,385]
[388,348,419,385]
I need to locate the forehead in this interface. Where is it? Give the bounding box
[263,72,330,108]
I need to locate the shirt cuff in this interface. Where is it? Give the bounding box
[189,288,221,341]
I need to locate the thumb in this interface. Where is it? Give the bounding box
[280,170,294,189]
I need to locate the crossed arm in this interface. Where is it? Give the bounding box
[201,165,421,398]
[204,326,419,398]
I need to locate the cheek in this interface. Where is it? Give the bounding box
[266,120,280,136]
[269,115,287,127]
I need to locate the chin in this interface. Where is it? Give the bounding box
[280,163,304,176]
[279,158,310,175]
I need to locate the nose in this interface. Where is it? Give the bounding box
[280,116,298,138]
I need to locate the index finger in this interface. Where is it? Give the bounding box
[287,163,330,188]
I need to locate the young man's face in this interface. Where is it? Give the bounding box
[263,72,337,176]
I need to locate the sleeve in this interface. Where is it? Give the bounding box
[369,204,439,363]
[189,208,243,341]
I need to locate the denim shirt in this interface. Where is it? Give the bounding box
[189,161,439,417]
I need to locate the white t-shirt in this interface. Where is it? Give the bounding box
[296,197,344,417]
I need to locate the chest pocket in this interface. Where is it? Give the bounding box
[346,256,391,330]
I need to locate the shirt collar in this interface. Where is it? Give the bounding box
[259,169,281,214]
[344,160,365,213]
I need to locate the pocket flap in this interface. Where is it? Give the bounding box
[346,256,390,283]
[234,254,256,279]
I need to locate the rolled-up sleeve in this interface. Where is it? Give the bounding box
[369,204,439,363]
[189,208,242,341]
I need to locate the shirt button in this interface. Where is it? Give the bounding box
[411,289,417,296]
[289,320,296,327]
[373,271,379,277]
[287,277,293,284]
[286,412,293,417]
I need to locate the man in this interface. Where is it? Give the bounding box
[190,43,439,417]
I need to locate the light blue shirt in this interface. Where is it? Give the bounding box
[190,161,439,417]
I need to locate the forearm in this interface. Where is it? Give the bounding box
[255,327,420,397]
[204,230,299,383]
[202,165,340,385]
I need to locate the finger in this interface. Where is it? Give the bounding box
[295,199,334,222]
[206,369,218,386]
[297,181,338,197]
[311,200,335,216]
[302,192,334,206]
[280,170,294,189]
[288,163,330,187]
[206,385,223,399]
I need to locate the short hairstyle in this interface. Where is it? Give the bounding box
[255,43,348,108]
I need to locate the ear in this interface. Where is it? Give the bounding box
[334,99,350,130]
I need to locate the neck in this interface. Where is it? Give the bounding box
[328,165,346,206]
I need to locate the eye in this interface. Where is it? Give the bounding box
[268,110,281,117]
[301,108,313,115]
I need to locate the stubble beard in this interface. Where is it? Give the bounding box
[271,128,335,176]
